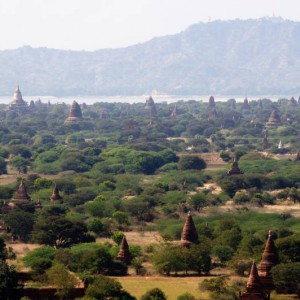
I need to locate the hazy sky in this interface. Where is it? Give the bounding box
[0,0,299,51]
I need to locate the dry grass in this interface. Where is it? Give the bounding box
[114,276,211,299]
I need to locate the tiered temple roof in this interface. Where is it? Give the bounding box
[180,211,199,247]
[242,98,251,110]
[6,85,30,115]
[266,110,281,127]
[64,101,83,123]
[239,261,269,300]
[116,235,132,264]
[208,96,216,108]
[258,230,278,293]
[11,180,31,204]
[144,96,157,114]
[50,184,62,201]
[227,159,243,175]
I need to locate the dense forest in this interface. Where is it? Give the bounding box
[1,92,300,299]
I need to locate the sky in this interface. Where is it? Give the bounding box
[0,0,300,51]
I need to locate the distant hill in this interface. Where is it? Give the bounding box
[1,17,300,97]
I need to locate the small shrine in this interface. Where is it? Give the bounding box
[64,101,83,123]
[11,180,31,204]
[227,159,243,175]
[180,211,199,247]
[50,184,62,201]
[116,235,132,264]
[239,261,269,300]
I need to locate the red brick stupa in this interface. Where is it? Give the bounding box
[50,184,62,201]
[11,180,31,204]
[242,98,250,110]
[258,230,278,294]
[116,235,132,264]
[239,261,269,300]
[266,110,281,127]
[64,101,83,123]
[180,211,199,247]
[144,96,157,114]
[227,159,243,175]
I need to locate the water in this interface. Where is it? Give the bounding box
[0,94,289,105]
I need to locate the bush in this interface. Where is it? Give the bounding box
[178,156,206,170]
[141,288,167,300]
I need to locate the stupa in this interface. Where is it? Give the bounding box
[227,158,243,175]
[64,101,83,123]
[287,97,298,108]
[144,96,157,114]
[239,261,269,300]
[11,180,31,204]
[266,110,280,127]
[242,98,250,110]
[6,85,30,115]
[116,235,132,264]
[258,230,278,294]
[50,184,62,201]
[180,211,199,247]
[208,96,216,108]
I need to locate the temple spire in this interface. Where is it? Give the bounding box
[11,179,31,204]
[227,158,243,175]
[50,184,62,201]
[180,211,199,247]
[116,235,132,264]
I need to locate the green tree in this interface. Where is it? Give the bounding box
[10,156,30,174]
[0,157,7,175]
[189,192,208,211]
[178,156,206,170]
[33,216,94,248]
[141,288,167,300]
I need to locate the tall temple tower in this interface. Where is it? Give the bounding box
[11,180,31,204]
[6,85,30,115]
[180,211,199,247]
[64,101,83,123]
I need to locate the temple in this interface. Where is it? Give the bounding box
[208,96,216,108]
[64,101,83,123]
[266,110,281,127]
[239,261,269,300]
[116,235,132,264]
[144,96,157,114]
[6,85,30,115]
[180,211,199,247]
[258,230,278,294]
[242,98,250,110]
[227,158,243,175]
[11,180,31,204]
[50,184,62,201]
[287,97,298,108]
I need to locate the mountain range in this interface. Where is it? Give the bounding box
[1,17,300,97]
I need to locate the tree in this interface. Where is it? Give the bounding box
[85,275,136,299]
[33,216,95,248]
[141,288,167,300]
[271,263,300,296]
[189,192,208,211]
[178,156,206,170]
[177,293,197,300]
[0,157,7,175]
[4,210,34,242]
[0,260,23,300]
[9,156,30,174]
[46,263,77,299]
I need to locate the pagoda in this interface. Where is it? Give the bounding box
[239,261,269,300]
[242,98,250,110]
[180,211,199,247]
[266,110,280,127]
[6,85,30,115]
[287,97,298,108]
[258,230,278,294]
[227,158,243,175]
[64,101,83,123]
[11,180,31,204]
[116,235,132,264]
[50,184,62,201]
[208,96,216,108]
[144,96,157,114]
